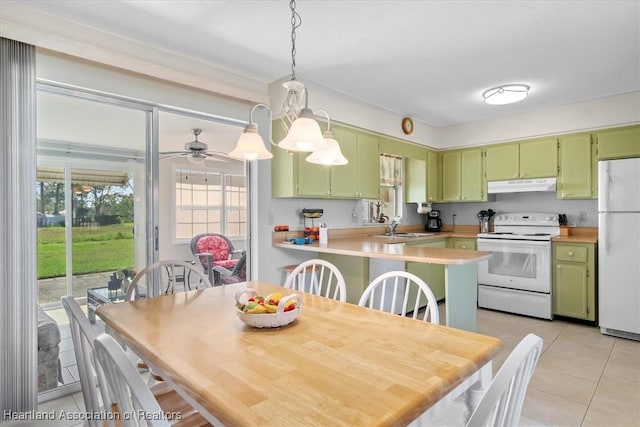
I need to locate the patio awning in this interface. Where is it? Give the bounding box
[37,167,130,185]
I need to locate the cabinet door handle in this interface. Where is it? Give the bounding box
[557,265,562,270]
[568,251,574,257]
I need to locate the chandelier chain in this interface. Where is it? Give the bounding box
[289,0,301,81]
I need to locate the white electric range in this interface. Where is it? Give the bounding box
[477,212,560,319]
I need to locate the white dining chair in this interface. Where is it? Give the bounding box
[61,296,210,427]
[283,259,347,302]
[465,333,543,427]
[125,260,212,301]
[94,333,212,427]
[93,333,170,427]
[358,271,439,323]
[61,296,114,427]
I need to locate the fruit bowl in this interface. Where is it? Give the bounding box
[235,289,301,328]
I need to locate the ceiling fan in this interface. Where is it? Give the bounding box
[160,129,228,163]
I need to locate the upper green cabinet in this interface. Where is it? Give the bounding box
[596,125,640,160]
[426,150,441,202]
[485,137,558,181]
[484,143,519,181]
[405,157,427,204]
[405,149,441,203]
[558,133,597,199]
[271,122,331,198]
[271,122,379,199]
[331,127,379,199]
[442,148,484,202]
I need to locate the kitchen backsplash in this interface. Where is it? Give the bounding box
[431,191,598,228]
[268,191,598,233]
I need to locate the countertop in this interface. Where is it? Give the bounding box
[273,226,492,265]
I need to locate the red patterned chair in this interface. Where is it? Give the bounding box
[190,233,244,286]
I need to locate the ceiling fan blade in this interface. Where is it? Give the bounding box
[202,152,228,162]
[159,150,188,155]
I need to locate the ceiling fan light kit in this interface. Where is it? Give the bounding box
[483,84,530,105]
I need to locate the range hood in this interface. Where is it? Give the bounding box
[487,177,557,194]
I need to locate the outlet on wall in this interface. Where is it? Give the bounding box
[579,211,587,222]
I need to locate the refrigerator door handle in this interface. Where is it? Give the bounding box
[602,212,609,254]
[600,160,610,213]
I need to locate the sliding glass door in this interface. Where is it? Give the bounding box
[35,87,149,396]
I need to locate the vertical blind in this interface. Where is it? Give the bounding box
[1,38,38,414]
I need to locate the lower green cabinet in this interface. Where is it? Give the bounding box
[406,239,446,301]
[447,238,477,250]
[552,242,596,321]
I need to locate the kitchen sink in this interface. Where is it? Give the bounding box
[371,233,435,239]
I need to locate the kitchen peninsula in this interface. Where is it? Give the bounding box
[273,231,491,331]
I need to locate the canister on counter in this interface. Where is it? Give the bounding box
[319,223,328,244]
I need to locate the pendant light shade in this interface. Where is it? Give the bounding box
[278,108,327,152]
[306,130,348,165]
[228,124,273,161]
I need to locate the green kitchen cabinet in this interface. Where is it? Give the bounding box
[461,148,484,201]
[558,133,596,199]
[272,122,378,199]
[447,238,477,250]
[325,126,379,199]
[406,149,441,203]
[271,122,331,197]
[552,242,596,322]
[405,157,427,203]
[441,148,484,202]
[355,132,381,199]
[441,151,461,202]
[519,137,558,178]
[426,150,441,202]
[485,138,558,181]
[596,125,640,160]
[484,143,519,181]
[406,239,446,301]
[329,126,358,198]
[319,253,369,305]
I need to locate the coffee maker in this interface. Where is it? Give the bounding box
[426,210,442,232]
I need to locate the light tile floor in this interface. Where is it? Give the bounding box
[8,306,640,426]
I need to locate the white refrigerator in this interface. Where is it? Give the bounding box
[598,157,640,340]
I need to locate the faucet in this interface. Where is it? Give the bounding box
[388,215,402,235]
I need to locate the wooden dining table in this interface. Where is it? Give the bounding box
[97,281,501,427]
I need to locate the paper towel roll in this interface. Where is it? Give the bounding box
[417,202,432,214]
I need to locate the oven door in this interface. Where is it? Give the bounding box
[477,238,551,293]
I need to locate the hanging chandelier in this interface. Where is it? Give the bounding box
[228,0,346,163]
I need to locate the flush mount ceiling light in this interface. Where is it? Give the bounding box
[483,84,530,105]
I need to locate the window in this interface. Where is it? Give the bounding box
[363,154,403,225]
[175,169,246,240]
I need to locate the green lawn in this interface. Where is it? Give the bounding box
[37,223,134,278]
